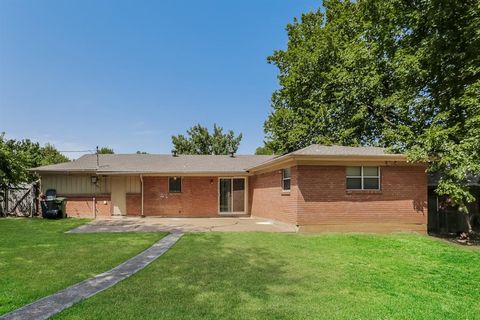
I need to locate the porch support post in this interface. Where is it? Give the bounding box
[140,174,144,218]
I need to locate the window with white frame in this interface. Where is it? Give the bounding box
[168,176,182,193]
[282,168,291,191]
[346,166,380,190]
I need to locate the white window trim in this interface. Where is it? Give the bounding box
[168,176,182,193]
[282,168,291,192]
[346,166,381,190]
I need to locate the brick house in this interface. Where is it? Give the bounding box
[31,145,428,232]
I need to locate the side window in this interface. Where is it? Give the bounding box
[168,176,182,193]
[363,167,380,189]
[346,167,380,190]
[282,168,291,191]
[346,166,362,189]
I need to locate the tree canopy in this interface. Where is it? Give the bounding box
[97,147,114,154]
[0,133,69,188]
[172,124,242,155]
[265,0,480,206]
[255,145,275,155]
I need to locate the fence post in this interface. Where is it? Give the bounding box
[4,187,8,216]
[34,184,39,216]
[0,187,4,217]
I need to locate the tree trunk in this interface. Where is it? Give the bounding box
[466,215,473,234]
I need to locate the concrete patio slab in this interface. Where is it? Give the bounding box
[68,217,297,233]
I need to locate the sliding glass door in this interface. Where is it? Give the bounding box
[219,178,232,213]
[219,178,245,214]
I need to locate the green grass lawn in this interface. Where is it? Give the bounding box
[54,232,480,320]
[0,218,166,315]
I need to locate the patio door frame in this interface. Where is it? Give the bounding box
[218,177,248,215]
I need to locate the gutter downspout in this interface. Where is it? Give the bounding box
[140,174,144,218]
[94,146,99,219]
[93,185,96,219]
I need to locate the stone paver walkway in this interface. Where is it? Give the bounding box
[0,232,183,320]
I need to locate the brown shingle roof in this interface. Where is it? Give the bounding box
[31,154,275,174]
[290,144,391,156]
[30,145,409,175]
[247,144,408,172]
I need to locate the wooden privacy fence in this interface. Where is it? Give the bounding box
[0,182,39,217]
[428,187,480,234]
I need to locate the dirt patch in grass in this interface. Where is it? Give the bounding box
[431,232,480,246]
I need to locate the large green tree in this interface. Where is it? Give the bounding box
[255,145,275,155]
[0,133,69,188]
[265,0,480,209]
[97,147,114,154]
[172,124,242,155]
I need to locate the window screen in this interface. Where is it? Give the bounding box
[282,168,291,191]
[169,176,182,193]
[346,167,380,190]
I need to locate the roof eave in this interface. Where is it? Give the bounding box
[30,169,97,174]
[96,170,251,176]
[31,169,256,176]
[247,153,411,172]
[293,154,409,161]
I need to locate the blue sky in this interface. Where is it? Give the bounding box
[0,0,321,158]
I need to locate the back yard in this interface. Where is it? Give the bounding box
[0,219,165,315]
[57,231,480,319]
[2,220,480,319]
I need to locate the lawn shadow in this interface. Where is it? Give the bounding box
[137,233,296,319]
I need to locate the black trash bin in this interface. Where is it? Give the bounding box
[41,190,68,219]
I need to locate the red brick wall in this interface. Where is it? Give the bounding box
[61,195,111,218]
[126,193,141,216]
[143,176,218,217]
[295,165,428,230]
[55,164,427,232]
[249,167,298,224]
